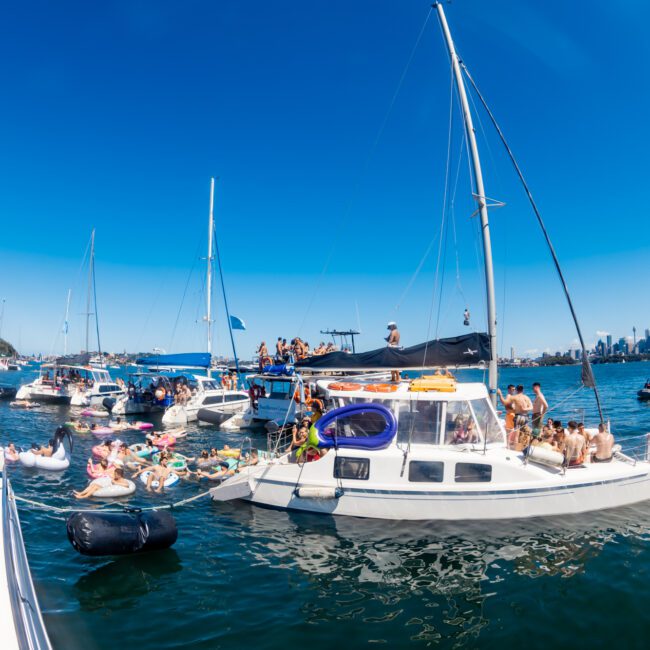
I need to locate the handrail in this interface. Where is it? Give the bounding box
[2,472,52,650]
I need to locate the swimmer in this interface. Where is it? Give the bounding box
[4,443,19,462]
[133,456,172,493]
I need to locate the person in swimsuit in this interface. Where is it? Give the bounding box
[498,384,517,447]
[73,468,130,499]
[591,423,614,462]
[564,421,586,466]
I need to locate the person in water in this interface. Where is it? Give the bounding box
[32,439,54,457]
[134,456,172,493]
[87,457,115,478]
[73,468,130,499]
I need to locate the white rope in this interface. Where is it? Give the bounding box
[13,489,213,517]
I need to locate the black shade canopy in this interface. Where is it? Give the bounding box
[295,333,490,371]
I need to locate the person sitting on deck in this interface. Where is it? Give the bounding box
[591,423,614,463]
[553,427,567,453]
[564,421,586,466]
[73,468,130,499]
[289,423,309,451]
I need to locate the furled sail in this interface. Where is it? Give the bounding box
[295,333,489,371]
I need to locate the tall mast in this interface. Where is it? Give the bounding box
[205,178,215,377]
[435,3,498,406]
[63,289,71,356]
[85,229,95,354]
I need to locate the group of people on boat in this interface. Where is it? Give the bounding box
[220,371,239,390]
[498,381,615,465]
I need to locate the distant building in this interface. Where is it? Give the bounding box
[606,334,613,355]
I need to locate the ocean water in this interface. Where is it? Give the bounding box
[2,362,650,649]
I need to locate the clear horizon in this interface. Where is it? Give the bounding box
[1,1,648,358]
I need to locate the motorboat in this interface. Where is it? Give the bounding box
[210,4,650,520]
[638,381,650,401]
[113,362,249,425]
[16,358,124,406]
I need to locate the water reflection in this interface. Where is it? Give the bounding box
[74,549,182,611]
[213,500,650,644]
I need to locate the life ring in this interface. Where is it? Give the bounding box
[294,385,311,404]
[310,398,324,411]
[139,471,179,488]
[129,443,155,458]
[328,382,362,392]
[91,478,136,499]
[364,384,398,393]
[151,452,187,471]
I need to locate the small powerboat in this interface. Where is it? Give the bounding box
[638,381,650,401]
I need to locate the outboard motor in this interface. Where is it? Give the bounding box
[102,397,116,415]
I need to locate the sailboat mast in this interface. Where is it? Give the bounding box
[206,178,215,377]
[435,3,498,406]
[63,289,71,356]
[85,229,95,355]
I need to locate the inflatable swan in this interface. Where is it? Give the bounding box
[19,426,73,471]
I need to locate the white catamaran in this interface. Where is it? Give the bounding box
[210,4,650,520]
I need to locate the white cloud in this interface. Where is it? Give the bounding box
[596,330,610,337]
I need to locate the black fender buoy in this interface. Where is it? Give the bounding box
[66,510,178,556]
[102,397,116,414]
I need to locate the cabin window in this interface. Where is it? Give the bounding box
[454,462,492,483]
[397,401,444,444]
[469,399,503,444]
[267,381,292,400]
[408,461,444,483]
[334,457,370,480]
[203,393,245,405]
[445,401,480,445]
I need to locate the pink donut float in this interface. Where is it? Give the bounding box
[91,427,115,438]
[136,422,154,430]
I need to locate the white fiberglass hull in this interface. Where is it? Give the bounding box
[211,449,650,521]
[162,390,249,425]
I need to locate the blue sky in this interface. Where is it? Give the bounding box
[1,0,649,358]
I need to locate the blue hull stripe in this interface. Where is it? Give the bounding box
[257,472,650,498]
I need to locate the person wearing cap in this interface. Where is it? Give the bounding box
[386,322,401,382]
[385,322,400,347]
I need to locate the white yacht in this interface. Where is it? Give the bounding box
[211,373,650,519]
[210,4,650,521]
[69,368,125,407]
[16,362,123,406]
[162,374,249,425]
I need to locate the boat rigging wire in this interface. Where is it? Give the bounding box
[296,7,433,336]
[213,215,241,374]
[169,237,202,353]
[460,61,605,423]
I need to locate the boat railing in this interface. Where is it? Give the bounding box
[2,471,52,650]
[612,433,650,465]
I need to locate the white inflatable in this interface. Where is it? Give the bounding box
[19,444,70,471]
[91,478,136,498]
[526,444,564,468]
[139,471,179,488]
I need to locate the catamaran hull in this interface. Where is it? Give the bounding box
[215,469,650,520]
